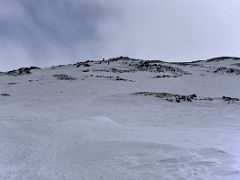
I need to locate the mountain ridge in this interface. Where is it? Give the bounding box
[1,56,240,73]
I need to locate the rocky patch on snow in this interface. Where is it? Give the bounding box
[153,75,181,78]
[82,69,90,72]
[131,61,192,76]
[132,92,239,104]
[74,57,193,76]
[1,93,10,96]
[28,79,40,82]
[84,74,135,82]
[49,65,68,70]
[92,68,135,73]
[222,96,240,102]
[195,96,239,103]
[214,67,240,75]
[108,56,132,62]
[100,56,134,64]
[4,67,41,76]
[75,61,92,68]
[53,74,78,81]
[8,82,18,85]
[132,92,197,103]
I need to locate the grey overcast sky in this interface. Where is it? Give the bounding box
[1,0,240,71]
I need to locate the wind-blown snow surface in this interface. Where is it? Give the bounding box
[0,57,240,180]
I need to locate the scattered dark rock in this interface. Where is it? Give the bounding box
[111,68,133,73]
[95,75,114,79]
[53,74,77,81]
[108,56,131,62]
[133,92,175,98]
[197,97,214,101]
[176,98,181,103]
[8,82,17,85]
[153,75,181,78]
[50,65,66,69]
[82,69,90,72]
[132,61,191,75]
[91,69,109,73]
[1,93,10,96]
[214,67,240,75]
[222,96,239,102]
[75,62,91,68]
[5,67,41,76]
[85,75,134,82]
[175,94,197,102]
[166,99,174,102]
[92,68,135,73]
[91,58,191,76]
[29,80,39,82]
[115,76,134,82]
[132,92,197,103]
[132,92,239,104]
[74,58,192,76]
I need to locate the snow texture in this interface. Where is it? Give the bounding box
[0,56,240,180]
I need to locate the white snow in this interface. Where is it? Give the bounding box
[0,58,240,180]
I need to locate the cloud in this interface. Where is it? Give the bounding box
[0,0,116,70]
[98,0,240,61]
[1,0,240,71]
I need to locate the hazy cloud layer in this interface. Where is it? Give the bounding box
[1,0,240,70]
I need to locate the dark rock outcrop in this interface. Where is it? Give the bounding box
[214,67,240,75]
[1,93,10,96]
[82,69,90,72]
[132,92,239,104]
[132,92,197,103]
[85,75,134,82]
[92,68,135,73]
[5,67,41,76]
[222,96,239,102]
[53,74,77,81]
[8,82,17,85]
[75,61,91,68]
[132,61,191,75]
[153,75,180,78]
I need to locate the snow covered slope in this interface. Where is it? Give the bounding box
[0,56,240,180]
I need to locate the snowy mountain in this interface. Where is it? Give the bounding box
[0,56,240,180]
